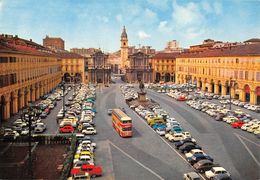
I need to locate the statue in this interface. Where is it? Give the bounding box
[139,80,145,93]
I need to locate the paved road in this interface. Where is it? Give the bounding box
[94,84,196,180]
[145,89,260,180]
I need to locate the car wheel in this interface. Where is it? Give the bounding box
[92,174,96,178]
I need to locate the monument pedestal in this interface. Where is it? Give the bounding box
[138,91,147,102]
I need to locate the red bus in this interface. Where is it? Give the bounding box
[112,109,132,137]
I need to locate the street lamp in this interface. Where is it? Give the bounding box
[61,81,65,117]
[228,78,236,110]
[25,102,35,179]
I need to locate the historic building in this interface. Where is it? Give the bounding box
[125,51,152,83]
[58,51,87,83]
[120,26,128,70]
[176,43,260,105]
[120,26,156,74]
[70,48,99,57]
[150,53,178,83]
[88,50,111,84]
[0,34,62,121]
[43,35,65,50]
[162,40,183,53]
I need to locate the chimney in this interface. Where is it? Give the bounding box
[15,35,18,38]
[30,39,32,42]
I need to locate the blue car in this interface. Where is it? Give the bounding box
[152,123,166,130]
[171,126,183,133]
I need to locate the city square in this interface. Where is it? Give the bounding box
[0,0,260,180]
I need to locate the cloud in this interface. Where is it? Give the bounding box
[158,21,173,33]
[144,8,157,19]
[137,31,150,39]
[172,1,204,27]
[0,0,3,13]
[116,14,122,22]
[97,16,109,23]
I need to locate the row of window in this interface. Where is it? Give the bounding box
[178,67,260,81]
[0,56,59,63]
[178,57,260,64]
[153,59,175,64]
[0,74,17,88]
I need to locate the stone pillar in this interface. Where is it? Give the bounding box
[31,87,36,102]
[12,91,18,114]
[197,81,201,88]
[230,87,235,99]
[4,94,10,120]
[208,83,212,93]
[214,84,219,94]
[250,90,256,105]
[36,86,40,100]
[19,91,24,110]
[239,89,246,102]
[221,85,227,95]
[202,82,206,91]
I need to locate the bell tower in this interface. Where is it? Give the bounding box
[120,26,128,70]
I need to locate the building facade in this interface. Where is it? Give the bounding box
[125,51,152,83]
[176,43,260,105]
[0,34,62,121]
[150,53,177,83]
[43,35,65,50]
[70,48,99,57]
[59,52,87,83]
[88,51,111,84]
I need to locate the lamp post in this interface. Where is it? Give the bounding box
[229,78,236,110]
[26,102,35,179]
[61,81,65,117]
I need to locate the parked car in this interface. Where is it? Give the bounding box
[59,125,74,133]
[193,159,216,173]
[187,154,214,165]
[175,138,196,149]
[179,143,202,153]
[70,164,102,178]
[205,167,231,179]
[82,127,97,135]
[183,172,201,180]
[212,174,232,180]
[231,120,245,128]
[34,123,46,133]
[107,109,112,115]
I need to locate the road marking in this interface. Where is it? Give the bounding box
[108,140,164,180]
[234,133,260,167]
[131,110,206,180]
[234,133,260,148]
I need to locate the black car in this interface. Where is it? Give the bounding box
[193,159,217,173]
[179,143,202,153]
[188,154,214,165]
[174,138,196,149]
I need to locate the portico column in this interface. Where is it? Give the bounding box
[214,84,219,94]
[4,94,10,120]
[19,91,24,110]
[230,87,235,99]
[208,83,212,93]
[202,82,206,91]
[239,89,246,102]
[221,85,227,95]
[250,90,256,105]
[31,87,36,102]
[36,86,40,100]
[12,91,18,114]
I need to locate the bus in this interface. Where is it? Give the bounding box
[112,108,132,137]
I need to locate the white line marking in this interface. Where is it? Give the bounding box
[234,133,260,167]
[131,110,206,180]
[108,140,164,180]
[234,133,260,148]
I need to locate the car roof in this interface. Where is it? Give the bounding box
[212,167,226,171]
[197,159,212,165]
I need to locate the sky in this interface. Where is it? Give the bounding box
[0,0,259,52]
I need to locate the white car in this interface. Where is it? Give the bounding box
[182,131,192,138]
[205,167,230,179]
[166,133,184,142]
[241,123,253,131]
[82,127,97,135]
[185,149,205,159]
[156,128,166,136]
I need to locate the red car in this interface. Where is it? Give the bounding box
[231,120,245,128]
[71,164,102,178]
[44,107,51,114]
[59,125,74,133]
[177,96,187,101]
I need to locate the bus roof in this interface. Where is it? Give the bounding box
[112,108,131,120]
